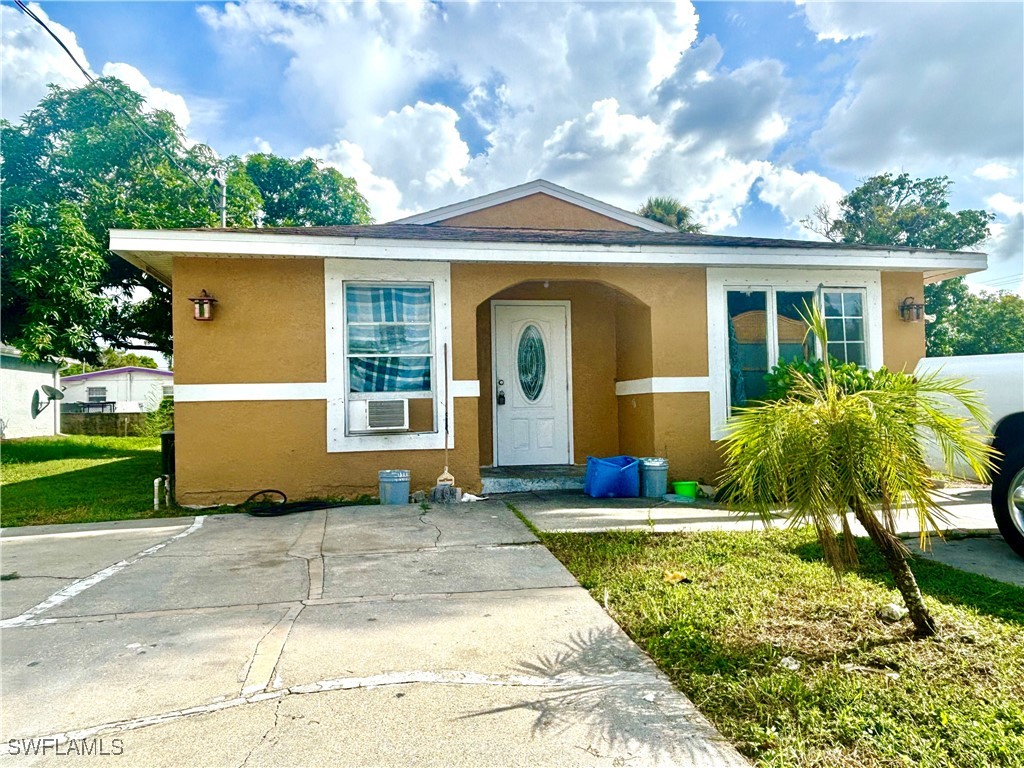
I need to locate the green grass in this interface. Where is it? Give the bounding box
[1,435,380,526]
[0,435,182,527]
[537,523,1024,768]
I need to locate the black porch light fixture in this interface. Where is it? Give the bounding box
[899,296,926,322]
[189,289,218,321]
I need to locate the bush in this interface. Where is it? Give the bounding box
[140,397,174,437]
[763,356,881,400]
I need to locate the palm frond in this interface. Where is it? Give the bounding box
[720,301,996,571]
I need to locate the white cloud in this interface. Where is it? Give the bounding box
[101,62,191,130]
[349,102,471,196]
[757,167,846,235]
[974,163,1017,182]
[805,3,1023,173]
[1,3,90,121]
[199,1,782,225]
[302,139,409,222]
[1,5,206,143]
[986,194,1024,219]
[968,213,1024,295]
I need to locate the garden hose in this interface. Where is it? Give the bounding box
[244,489,340,517]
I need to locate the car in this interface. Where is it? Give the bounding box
[915,353,1024,558]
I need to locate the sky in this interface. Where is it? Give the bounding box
[3,0,1022,294]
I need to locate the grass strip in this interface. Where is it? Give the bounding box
[538,525,1024,768]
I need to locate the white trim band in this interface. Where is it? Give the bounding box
[175,383,328,402]
[451,380,481,398]
[174,380,480,402]
[615,377,711,396]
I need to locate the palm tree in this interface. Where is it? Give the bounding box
[719,307,994,637]
[637,195,704,233]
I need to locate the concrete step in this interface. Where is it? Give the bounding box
[480,465,586,495]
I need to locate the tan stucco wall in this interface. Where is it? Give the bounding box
[436,193,640,231]
[451,263,708,378]
[453,264,707,468]
[475,281,621,466]
[172,257,718,503]
[174,257,326,384]
[174,399,480,506]
[881,272,927,371]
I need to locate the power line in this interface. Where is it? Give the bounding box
[13,0,222,213]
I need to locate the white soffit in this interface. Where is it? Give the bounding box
[391,179,679,233]
[109,229,988,290]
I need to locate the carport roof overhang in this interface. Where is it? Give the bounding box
[109,226,988,288]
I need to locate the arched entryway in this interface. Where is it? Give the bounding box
[474,279,652,467]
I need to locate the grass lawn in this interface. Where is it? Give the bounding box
[539,525,1024,768]
[0,435,185,527]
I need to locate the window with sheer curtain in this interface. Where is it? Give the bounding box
[344,284,434,396]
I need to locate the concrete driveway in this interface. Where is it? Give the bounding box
[0,503,746,767]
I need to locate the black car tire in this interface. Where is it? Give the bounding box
[992,446,1024,559]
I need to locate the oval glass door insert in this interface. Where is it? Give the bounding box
[517,324,546,402]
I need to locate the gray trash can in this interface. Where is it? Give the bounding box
[640,458,669,498]
[378,469,411,505]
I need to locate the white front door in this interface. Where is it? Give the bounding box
[493,302,572,466]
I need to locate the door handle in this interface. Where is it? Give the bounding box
[497,390,506,405]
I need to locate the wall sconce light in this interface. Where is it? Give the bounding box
[189,290,217,321]
[899,296,925,322]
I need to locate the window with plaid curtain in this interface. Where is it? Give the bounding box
[345,284,433,393]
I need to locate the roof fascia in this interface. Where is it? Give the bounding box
[62,366,173,381]
[109,229,988,277]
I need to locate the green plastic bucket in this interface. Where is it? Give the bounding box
[672,481,699,500]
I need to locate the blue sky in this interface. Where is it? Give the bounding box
[3,1,1022,293]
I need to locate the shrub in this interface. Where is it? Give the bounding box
[764,356,881,400]
[141,397,174,437]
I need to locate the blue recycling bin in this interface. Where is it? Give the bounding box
[584,455,640,498]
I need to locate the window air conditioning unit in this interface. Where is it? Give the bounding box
[349,399,409,432]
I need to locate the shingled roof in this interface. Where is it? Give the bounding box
[186,223,976,255]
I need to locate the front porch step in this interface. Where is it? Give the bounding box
[480,464,586,495]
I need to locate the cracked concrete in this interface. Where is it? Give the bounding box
[1,501,747,767]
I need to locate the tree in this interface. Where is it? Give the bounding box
[62,349,159,376]
[944,291,1024,356]
[720,307,994,637]
[1,80,372,363]
[1,79,247,362]
[637,195,704,233]
[239,154,372,227]
[803,173,995,356]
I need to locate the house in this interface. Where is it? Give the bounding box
[61,367,174,414]
[0,343,61,439]
[108,179,986,506]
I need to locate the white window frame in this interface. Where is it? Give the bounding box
[707,268,883,440]
[87,386,107,403]
[162,385,174,399]
[821,289,868,366]
[325,259,452,453]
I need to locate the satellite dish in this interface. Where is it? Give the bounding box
[41,385,65,401]
[32,385,65,418]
